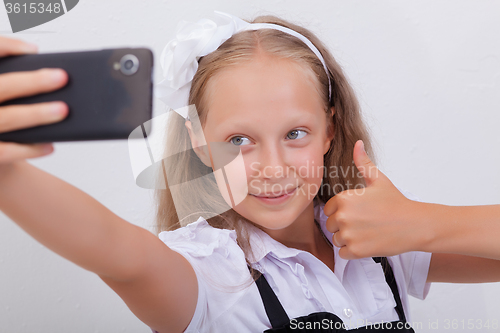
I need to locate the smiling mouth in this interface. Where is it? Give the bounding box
[250,187,298,198]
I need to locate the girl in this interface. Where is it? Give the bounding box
[1,11,500,333]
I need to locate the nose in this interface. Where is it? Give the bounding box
[255,141,289,180]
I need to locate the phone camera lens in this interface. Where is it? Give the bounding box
[124,60,133,70]
[120,54,139,75]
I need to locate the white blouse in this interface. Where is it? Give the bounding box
[155,197,432,333]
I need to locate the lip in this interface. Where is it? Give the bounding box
[250,187,298,205]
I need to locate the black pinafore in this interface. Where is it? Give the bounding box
[251,257,416,332]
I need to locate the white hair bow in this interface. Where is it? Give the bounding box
[154,11,248,115]
[154,11,331,117]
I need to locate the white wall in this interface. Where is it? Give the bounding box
[1,0,499,331]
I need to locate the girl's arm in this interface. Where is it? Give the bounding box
[0,161,197,333]
[427,253,500,283]
[324,140,500,260]
[324,141,500,284]
[0,35,197,332]
[417,202,500,284]
[412,202,500,259]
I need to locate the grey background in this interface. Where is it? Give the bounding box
[1,0,499,332]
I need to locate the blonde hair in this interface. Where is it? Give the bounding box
[154,14,375,280]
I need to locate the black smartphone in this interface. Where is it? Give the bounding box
[0,48,153,143]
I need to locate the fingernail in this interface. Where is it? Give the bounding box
[22,42,38,53]
[50,69,65,84]
[48,102,66,118]
[360,140,366,154]
[42,144,53,153]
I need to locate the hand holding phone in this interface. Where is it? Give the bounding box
[0,35,68,164]
[0,40,153,146]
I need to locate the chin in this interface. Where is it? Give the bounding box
[233,187,314,231]
[257,220,293,231]
[242,210,298,231]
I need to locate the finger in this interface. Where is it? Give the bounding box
[0,142,53,164]
[0,101,68,133]
[324,188,355,216]
[338,247,356,260]
[323,195,338,216]
[325,214,339,235]
[352,140,379,187]
[0,68,68,104]
[332,231,344,248]
[0,35,38,57]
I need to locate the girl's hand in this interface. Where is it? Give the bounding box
[0,35,68,164]
[324,140,426,259]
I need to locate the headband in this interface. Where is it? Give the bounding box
[154,10,332,117]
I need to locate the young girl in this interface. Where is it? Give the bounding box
[1,11,500,333]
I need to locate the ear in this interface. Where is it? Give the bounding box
[184,120,212,168]
[323,107,335,155]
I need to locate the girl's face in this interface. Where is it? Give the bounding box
[190,53,333,232]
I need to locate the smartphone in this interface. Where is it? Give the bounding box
[0,48,153,143]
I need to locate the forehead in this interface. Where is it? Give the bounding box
[203,55,326,131]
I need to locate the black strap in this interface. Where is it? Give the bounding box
[249,266,291,328]
[372,257,407,322]
[251,257,408,329]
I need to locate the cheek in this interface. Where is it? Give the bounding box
[293,148,325,180]
[213,149,249,208]
[292,148,325,199]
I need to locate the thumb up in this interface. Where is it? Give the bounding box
[351,140,379,187]
[323,140,421,259]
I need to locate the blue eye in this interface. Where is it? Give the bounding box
[230,136,251,146]
[287,129,307,140]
